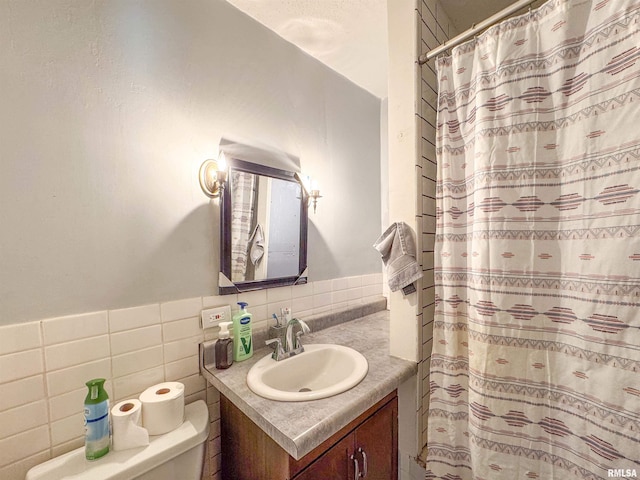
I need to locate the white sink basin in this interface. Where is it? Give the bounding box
[246,344,368,401]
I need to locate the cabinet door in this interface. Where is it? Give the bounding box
[354,397,398,480]
[294,434,354,480]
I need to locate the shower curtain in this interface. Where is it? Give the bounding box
[230,171,257,281]
[427,1,640,479]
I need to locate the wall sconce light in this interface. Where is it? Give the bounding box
[199,152,228,198]
[309,187,322,214]
[296,173,322,214]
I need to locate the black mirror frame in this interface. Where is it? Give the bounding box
[219,158,308,294]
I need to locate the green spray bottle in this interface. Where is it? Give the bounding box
[232,302,253,361]
[84,378,110,460]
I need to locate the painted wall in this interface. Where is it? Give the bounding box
[0,0,382,325]
[387,3,421,480]
[387,1,457,478]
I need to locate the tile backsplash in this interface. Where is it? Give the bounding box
[0,273,383,480]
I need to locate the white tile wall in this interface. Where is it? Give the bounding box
[0,273,383,480]
[0,349,43,384]
[160,297,203,323]
[112,366,165,400]
[0,321,41,355]
[46,359,112,397]
[0,376,46,412]
[42,311,108,345]
[112,346,164,377]
[44,335,110,371]
[417,0,458,464]
[110,325,162,356]
[0,426,50,471]
[0,401,48,438]
[108,304,160,332]
[312,279,332,294]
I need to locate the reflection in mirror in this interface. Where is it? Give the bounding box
[220,158,308,294]
[229,172,301,282]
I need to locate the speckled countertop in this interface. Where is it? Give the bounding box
[201,309,417,460]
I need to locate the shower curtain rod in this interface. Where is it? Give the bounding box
[418,0,537,65]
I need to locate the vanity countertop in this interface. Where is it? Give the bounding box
[201,309,417,460]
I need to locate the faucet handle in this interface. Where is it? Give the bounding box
[294,330,305,350]
[297,318,311,333]
[293,319,311,349]
[265,338,284,360]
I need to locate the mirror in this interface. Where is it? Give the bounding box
[219,158,308,294]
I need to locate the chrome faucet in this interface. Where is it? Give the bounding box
[285,318,310,353]
[265,318,311,361]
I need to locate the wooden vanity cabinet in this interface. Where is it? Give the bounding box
[293,434,354,480]
[220,390,398,480]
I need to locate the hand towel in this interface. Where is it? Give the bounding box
[249,224,265,266]
[373,222,422,294]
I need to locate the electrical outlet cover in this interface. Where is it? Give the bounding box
[201,305,231,329]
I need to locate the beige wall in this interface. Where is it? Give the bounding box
[387,0,457,475]
[0,0,387,478]
[387,2,421,479]
[387,0,421,365]
[0,0,382,326]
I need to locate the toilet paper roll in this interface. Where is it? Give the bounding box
[111,399,149,451]
[139,382,185,435]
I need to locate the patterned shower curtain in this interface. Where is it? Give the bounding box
[427,1,640,479]
[230,170,257,282]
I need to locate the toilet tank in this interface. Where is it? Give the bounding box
[26,400,210,480]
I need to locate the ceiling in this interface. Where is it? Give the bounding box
[442,0,518,33]
[226,0,389,99]
[225,1,537,99]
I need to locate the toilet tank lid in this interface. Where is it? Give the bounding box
[25,400,210,480]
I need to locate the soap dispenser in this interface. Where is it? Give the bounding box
[232,302,253,362]
[215,321,234,369]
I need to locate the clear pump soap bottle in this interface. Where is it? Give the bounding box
[215,321,234,369]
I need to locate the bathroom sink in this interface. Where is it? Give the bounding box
[246,344,368,401]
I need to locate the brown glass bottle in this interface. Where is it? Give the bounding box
[215,322,234,369]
